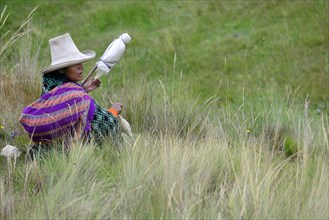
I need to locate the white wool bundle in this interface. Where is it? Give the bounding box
[1,144,21,159]
[118,115,133,139]
[96,33,131,78]
[101,33,131,68]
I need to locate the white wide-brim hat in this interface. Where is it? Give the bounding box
[40,33,96,74]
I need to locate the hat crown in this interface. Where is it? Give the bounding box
[40,33,95,74]
[49,33,81,65]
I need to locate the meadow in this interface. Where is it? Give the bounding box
[0,1,328,219]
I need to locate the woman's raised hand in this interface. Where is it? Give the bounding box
[82,78,101,93]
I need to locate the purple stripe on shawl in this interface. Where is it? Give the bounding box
[20,82,96,142]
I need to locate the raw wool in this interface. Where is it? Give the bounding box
[96,33,131,76]
[1,145,21,169]
[0,145,21,159]
[108,98,133,139]
[118,115,133,139]
[82,33,131,85]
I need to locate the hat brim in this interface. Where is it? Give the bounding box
[40,50,96,74]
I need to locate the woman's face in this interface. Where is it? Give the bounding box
[63,63,84,82]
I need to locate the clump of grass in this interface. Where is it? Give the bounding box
[0,6,37,57]
[283,136,298,157]
[96,72,215,142]
[0,6,40,148]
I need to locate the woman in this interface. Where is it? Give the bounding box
[20,33,122,155]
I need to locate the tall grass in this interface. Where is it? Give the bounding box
[1,3,328,219]
[0,6,40,147]
[1,94,328,218]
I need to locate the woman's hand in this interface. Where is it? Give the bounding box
[82,78,101,93]
[108,102,123,117]
[111,102,123,115]
[111,102,123,114]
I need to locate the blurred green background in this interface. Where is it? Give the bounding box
[1,0,328,112]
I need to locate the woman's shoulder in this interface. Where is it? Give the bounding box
[59,82,83,90]
[49,82,84,93]
[41,82,90,101]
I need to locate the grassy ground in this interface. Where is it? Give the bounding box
[0,1,328,219]
[2,0,328,108]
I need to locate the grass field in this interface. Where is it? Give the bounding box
[0,1,328,219]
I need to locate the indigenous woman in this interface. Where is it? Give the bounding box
[20,33,122,156]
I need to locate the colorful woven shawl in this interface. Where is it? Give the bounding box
[20,82,96,142]
[40,72,120,143]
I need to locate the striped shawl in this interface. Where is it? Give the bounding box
[19,82,96,142]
